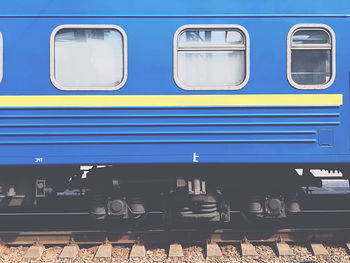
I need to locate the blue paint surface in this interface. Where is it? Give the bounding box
[0,0,349,16]
[0,1,349,165]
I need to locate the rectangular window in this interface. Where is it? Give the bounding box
[287,24,335,89]
[173,25,249,90]
[0,32,2,84]
[50,25,127,91]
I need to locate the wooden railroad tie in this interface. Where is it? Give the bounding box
[129,244,146,259]
[168,243,184,260]
[206,242,223,258]
[310,243,329,256]
[240,237,258,257]
[94,244,112,260]
[23,242,45,260]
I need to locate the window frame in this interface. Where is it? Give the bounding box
[287,24,336,90]
[50,24,128,91]
[0,32,3,84]
[173,24,250,91]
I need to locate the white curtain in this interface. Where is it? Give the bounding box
[178,50,245,87]
[177,30,245,87]
[54,29,123,87]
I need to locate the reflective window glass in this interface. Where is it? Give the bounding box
[179,30,244,46]
[291,50,330,85]
[292,30,330,44]
[287,25,335,89]
[174,25,249,90]
[178,51,245,86]
[51,26,126,90]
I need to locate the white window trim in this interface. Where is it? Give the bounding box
[50,24,128,91]
[0,32,3,84]
[287,24,336,90]
[173,24,250,91]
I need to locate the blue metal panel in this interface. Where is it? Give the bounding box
[0,0,349,16]
[0,2,349,165]
[0,17,348,96]
[318,129,334,147]
[0,104,344,164]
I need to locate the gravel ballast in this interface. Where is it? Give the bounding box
[0,243,348,262]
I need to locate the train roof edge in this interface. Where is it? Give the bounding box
[0,0,349,17]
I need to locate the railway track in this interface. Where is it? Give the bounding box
[1,228,350,245]
[0,228,349,262]
[0,213,349,262]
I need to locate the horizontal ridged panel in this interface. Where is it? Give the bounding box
[0,130,317,136]
[0,139,317,145]
[0,121,341,127]
[0,113,340,118]
[0,106,340,145]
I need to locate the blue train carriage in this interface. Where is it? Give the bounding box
[0,0,348,222]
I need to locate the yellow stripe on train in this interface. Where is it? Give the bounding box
[0,94,343,107]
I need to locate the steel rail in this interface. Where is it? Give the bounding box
[0,228,349,245]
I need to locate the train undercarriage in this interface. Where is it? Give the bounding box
[0,164,349,224]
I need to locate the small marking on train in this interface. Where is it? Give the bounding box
[35,158,43,163]
[193,153,199,163]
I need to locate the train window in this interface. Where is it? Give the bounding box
[287,24,335,89]
[173,25,249,90]
[50,25,127,91]
[0,32,2,84]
